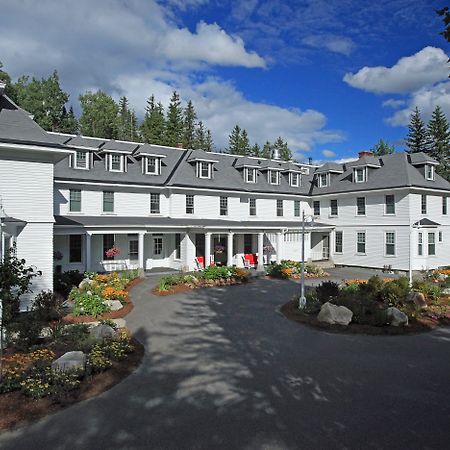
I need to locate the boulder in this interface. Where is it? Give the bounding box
[406,292,427,309]
[443,288,450,296]
[103,299,123,311]
[317,302,353,326]
[78,278,93,290]
[89,324,116,340]
[52,351,86,372]
[386,307,409,327]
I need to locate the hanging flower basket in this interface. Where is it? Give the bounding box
[105,246,121,258]
[214,244,226,254]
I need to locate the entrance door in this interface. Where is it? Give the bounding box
[152,234,164,260]
[213,236,227,266]
[322,234,330,259]
[128,234,139,268]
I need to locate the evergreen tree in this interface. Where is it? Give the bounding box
[228,125,242,154]
[205,129,214,152]
[182,100,197,149]
[193,120,206,149]
[0,61,15,99]
[239,129,251,156]
[59,106,78,134]
[165,91,183,147]
[261,141,273,159]
[79,90,119,139]
[273,136,293,161]
[405,107,429,153]
[117,96,139,141]
[370,139,395,156]
[141,96,166,145]
[427,105,450,180]
[251,143,261,157]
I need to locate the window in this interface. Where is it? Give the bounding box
[268,170,279,185]
[153,236,163,255]
[385,232,395,256]
[330,199,338,216]
[249,198,256,216]
[109,153,123,172]
[354,167,366,183]
[428,232,436,256]
[175,233,181,259]
[335,231,343,254]
[186,194,194,214]
[150,193,160,214]
[418,232,423,256]
[289,172,300,187]
[244,234,252,254]
[145,157,161,175]
[313,201,320,216]
[129,237,138,260]
[196,161,212,179]
[276,199,283,217]
[357,232,366,254]
[103,234,115,260]
[220,196,228,216]
[294,200,301,217]
[245,167,256,183]
[421,194,427,214]
[438,231,443,243]
[443,196,448,215]
[103,191,114,213]
[385,195,395,215]
[318,173,328,187]
[74,151,88,169]
[69,235,82,263]
[69,189,81,212]
[425,164,435,181]
[356,197,366,215]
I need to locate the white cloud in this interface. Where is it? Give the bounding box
[302,35,355,56]
[321,149,336,158]
[343,47,449,94]
[382,99,406,109]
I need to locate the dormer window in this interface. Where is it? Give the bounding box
[318,173,328,187]
[268,170,280,185]
[354,167,366,183]
[145,156,161,175]
[289,172,300,187]
[108,153,124,172]
[244,167,257,183]
[196,161,212,179]
[425,164,435,181]
[74,151,89,170]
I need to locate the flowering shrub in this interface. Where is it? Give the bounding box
[101,286,129,302]
[266,261,326,279]
[88,344,112,372]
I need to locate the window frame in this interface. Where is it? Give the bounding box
[145,156,161,175]
[249,198,256,216]
[220,196,228,216]
[335,231,343,254]
[428,232,436,256]
[128,238,139,261]
[69,234,83,263]
[425,164,435,181]
[196,161,212,179]
[294,200,301,217]
[318,173,328,187]
[385,194,396,215]
[69,189,81,213]
[289,172,300,187]
[102,191,114,213]
[244,167,257,183]
[150,193,161,214]
[443,196,448,215]
[276,199,283,217]
[313,200,320,216]
[268,170,280,185]
[153,236,163,256]
[103,234,115,261]
[354,167,366,183]
[356,231,366,255]
[109,153,124,172]
[175,233,181,260]
[385,231,396,256]
[421,194,427,215]
[438,231,443,243]
[418,232,423,256]
[185,194,194,215]
[74,151,89,170]
[356,197,366,216]
[330,199,338,217]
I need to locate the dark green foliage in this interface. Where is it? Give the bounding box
[303,290,322,314]
[165,91,183,147]
[0,61,16,98]
[412,280,443,302]
[427,105,450,180]
[273,136,293,161]
[316,281,340,303]
[54,270,84,298]
[228,125,244,154]
[141,96,166,145]
[8,312,44,351]
[182,100,197,149]
[117,96,139,142]
[261,141,273,159]
[59,106,78,134]
[406,107,430,153]
[370,139,395,155]
[32,291,66,322]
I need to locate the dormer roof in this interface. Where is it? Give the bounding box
[409,152,439,166]
[315,162,344,174]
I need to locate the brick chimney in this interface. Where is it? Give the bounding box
[358,151,373,158]
[176,143,184,149]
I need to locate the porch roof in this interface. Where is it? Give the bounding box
[54,215,334,231]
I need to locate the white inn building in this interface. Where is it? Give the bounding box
[0,86,449,307]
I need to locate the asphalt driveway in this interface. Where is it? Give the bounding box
[1,276,449,449]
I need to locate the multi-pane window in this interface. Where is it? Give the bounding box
[268,170,279,185]
[318,173,328,187]
[150,193,160,214]
[249,198,256,216]
[146,157,161,175]
[425,164,435,181]
[186,194,194,214]
[290,172,300,187]
[276,199,283,217]
[245,168,256,183]
[69,189,81,212]
[385,232,395,256]
[129,238,138,260]
[175,233,181,259]
[153,236,163,255]
[335,231,343,253]
[356,197,366,215]
[421,194,427,214]
[103,191,114,213]
[196,161,212,179]
[313,201,320,216]
[220,196,228,216]
[330,199,338,216]
[418,232,423,256]
[438,231,443,243]
[294,200,301,217]
[357,232,366,254]
[428,232,436,256]
[385,195,395,215]
[443,196,448,215]
[354,167,366,183]
[103,234,115,260]
[75,151,88,169]
[69,235,82,263]
[110,154,123,172]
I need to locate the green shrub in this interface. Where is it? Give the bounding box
[303,290,322,314]
[316,281,340,303]
[54,270,84,297]
[412,280,443,302]
[305,263,320,275]
[71,290,109,317]
[8,312,44,351]
[88,344,112,372]
[33,290,66,322]
[202,266,233,280]
[157,275,177,291]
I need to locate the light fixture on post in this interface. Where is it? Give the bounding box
[299,211,315,309]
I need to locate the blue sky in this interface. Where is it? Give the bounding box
[0,0,448,162]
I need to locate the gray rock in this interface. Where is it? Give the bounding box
[52,351,86,372]
[103,299,123,311]
[317,302,353,326]
[406,292,427,309]
[89,324,116,340]
[386,307,409,327]
[78,278,93,290]
[443,288,450,295]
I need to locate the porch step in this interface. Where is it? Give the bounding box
[310,260,335,270]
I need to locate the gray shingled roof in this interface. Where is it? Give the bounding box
[346,155,382,168]
[315,162,344,173]
[413,218,441,227]
[409,153,439,165]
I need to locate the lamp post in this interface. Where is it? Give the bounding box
[299,211,314,309]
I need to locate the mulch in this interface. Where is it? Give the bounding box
[62,277,145,324]
[280,301,450,336]
[0,337,144,432]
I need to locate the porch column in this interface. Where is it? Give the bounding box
[85,232,92,272]
[276,231,283,263]
[205,232,212,267]
[257,232,264,271]
[138,232,145,270]
[227,232,234,266]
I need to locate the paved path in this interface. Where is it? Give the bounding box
[1,276,450,449]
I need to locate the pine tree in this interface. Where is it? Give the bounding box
[228,125,242,154]
[117,96,139,141]
[165,91,183,147]
[261,141,273,159]
[205,129,214,152]
[273,136,293,161]
[182,100,197,149]
[250,143,261,157]
[59,106,78,134]
[0,61,15,99]
[370,139,395,156]
[427,105,450,180]
[141,97,166,145]
[193,121,206,149]
[239,129,251,156]
[405,107,429,153]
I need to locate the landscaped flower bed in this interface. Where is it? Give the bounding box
[153,266,251,295]
[266,260,328,279]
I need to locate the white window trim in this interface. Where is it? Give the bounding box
[334,230,343,254]
[428,231,436,256]
[318,173,328,187]
[313,201,320,217]
[144,156,161,175]
[74,151,89,170]
[425,164,435,181]
[384,194,396,215]
[354,167,367,183]
[421,194,427,215]
[289,172,300,187]
[268,170,280,185]
[108,153,124,173]
[438,231,443,243]
[197,161,212,179]
[249,198,257,216]
[418,232,423,256]
[356,197,366,216]
[329,199,338,217]
[149,193,161,215]
[384,231,396,257]
[356,230,366,255]
[244,167,257,183]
